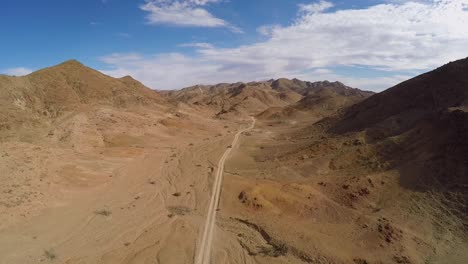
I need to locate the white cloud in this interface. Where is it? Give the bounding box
[298,0,334,14]
[256,24,280,36]
[295,70,414,91]
[382,0,431,3]
[341,75,413,91]
[100,53,143,65]
[140,0,241,32]
[101,53,223,89]
[1,67,33,76]
[187,0,220,5]
[99,52,413,91]
[102,0,468,91]
[178,42,214,49]
[310,68,333,75]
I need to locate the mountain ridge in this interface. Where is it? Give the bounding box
[0,60,162,132]
[162,77,374,118]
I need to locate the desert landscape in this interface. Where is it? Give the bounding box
[0,57,467,264]
[2,1,468,263]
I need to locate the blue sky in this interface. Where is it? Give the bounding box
[1,0,468,91]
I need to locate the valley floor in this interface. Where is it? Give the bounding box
[0,105,249,264]
[0,106,467,264]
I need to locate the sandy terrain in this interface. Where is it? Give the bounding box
[0,102,252,264]
[195,117,255,264]
[1,59,467,264]
[218,116,468,264]
[3,109,464,264]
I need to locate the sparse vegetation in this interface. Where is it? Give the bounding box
[167,206,191,216]
[44,249,56,261]
[94,209,112,216]
[259,242,288,257]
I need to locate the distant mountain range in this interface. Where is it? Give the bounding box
[1,57,467,264]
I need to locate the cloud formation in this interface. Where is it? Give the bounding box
[140,0,241,32]
[1,67,33,76]
[178,42,214,49]
[298,0,334,14]
[102,0,468,91]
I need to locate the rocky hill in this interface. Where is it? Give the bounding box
[0,60,162,132]
[328,57,468,221]
[256,79,374,120]
[164,78,373,118]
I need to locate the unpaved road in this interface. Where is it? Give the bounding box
[195,117,255,264]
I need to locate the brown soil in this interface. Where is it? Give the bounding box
[0,59,467,264]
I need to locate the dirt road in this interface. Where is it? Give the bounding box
[195,117,255,264]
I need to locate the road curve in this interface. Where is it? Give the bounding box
[195,117,256,264]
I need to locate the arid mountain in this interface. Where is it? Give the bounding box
[0,60,233,264]
[332,57,468,134]
[163,78,373,118]
[271,78,373,97]
[1,59,467,264]
[162,81,300,117]
[0,60,162,132]
[218,59,468,264]
[257,80,374,120]
[327,57,468,220]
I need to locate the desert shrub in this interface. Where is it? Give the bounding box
[94,209,112,216]
[44,249,56,260]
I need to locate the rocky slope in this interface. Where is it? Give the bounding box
[223,58,468,264]
[2,58,467,264]
[257,79,374,120]
[163,78,373,118]
[328,58,468,218]
[0,60,162,133]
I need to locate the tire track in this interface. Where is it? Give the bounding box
[195,117,255,264]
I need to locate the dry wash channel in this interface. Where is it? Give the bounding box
[195,117,256,264]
